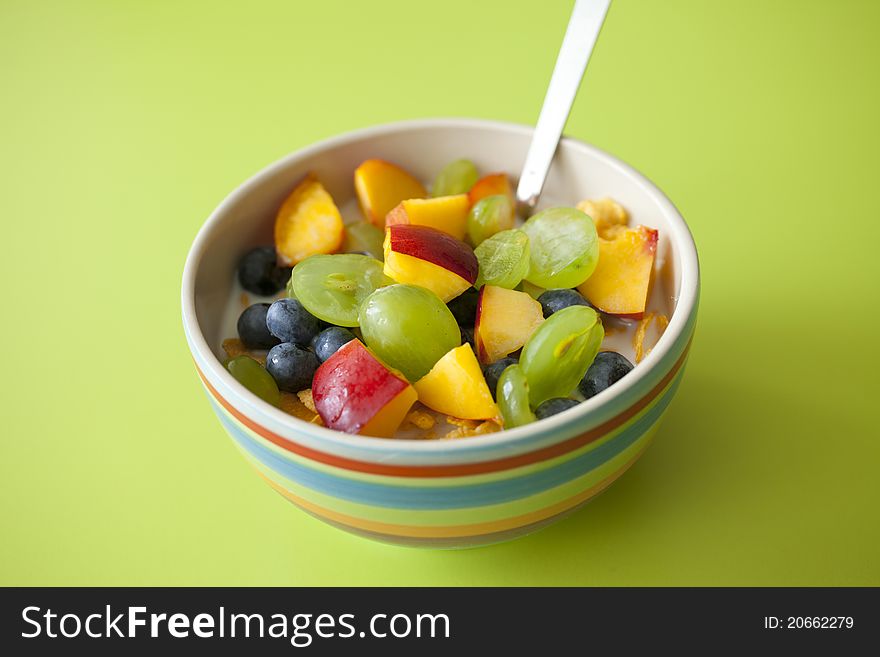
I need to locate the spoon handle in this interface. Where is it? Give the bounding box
[516,0,611,215]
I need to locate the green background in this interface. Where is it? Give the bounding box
[2,0,878,586]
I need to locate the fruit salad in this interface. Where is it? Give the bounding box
[220,158,669,439]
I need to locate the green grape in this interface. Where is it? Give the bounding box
[225,356,280,407]
[522,207,599,288]
[520,305,604,407]
[517,279,546,300]
[432,159,479,197]
[474,229,530,289]
[467,194,515,246]
[343,221,385,260]
[497,364,536,428]
[359,284,460,381]
[290,254,391,327]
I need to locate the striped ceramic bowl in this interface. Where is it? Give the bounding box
[182,119,699,548]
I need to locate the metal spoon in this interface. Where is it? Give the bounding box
[516,0,611,217]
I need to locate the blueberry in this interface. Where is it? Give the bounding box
[266,298,323,346]
[483,356,518,400]
[535,397,579,419]
[460,325,475,350]
[579,351,634,399]
[237,246,291,296]
[538,289,592,318]
[237,303,281,349]
[265,343,319,392]
[447,288,479,326]
[311,327,356,363]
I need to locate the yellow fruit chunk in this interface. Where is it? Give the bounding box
[274,174,345,266]
[475,285,545,364]
[578,225,658,317]
[468,173,513,206]
[385,195,470,240]
[382,229,473,302]
[414,344,500,420]
[361,385,418,438]
[576,198,628,239]
[354,159,427,227]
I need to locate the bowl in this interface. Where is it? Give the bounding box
[181,118,699,548]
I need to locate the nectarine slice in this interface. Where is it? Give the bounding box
[577,225,658,317]
[354,159,427,227]
[475,285,544,364]
[385,195,470,240]
[312,340,416,437]
[383,225,478,302]
[414,344,500,420]
[274,174,345,266]
[468,173,514,207]
[361,385,418,438]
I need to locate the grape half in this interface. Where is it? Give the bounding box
[520,305,604,406]
[290,254,391,327]
[225,356,281,407]
[432,159,479,197]
[497,364,536,428]
[474,229,530,289]
[467,194,515,246]
[359,284,461,381]
[522,207,599,288]
[342,221,385,260]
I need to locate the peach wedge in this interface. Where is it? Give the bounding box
[385,194,470,241]
[474,285,544,364]
[274,174,345,266]
[312,340,417,438]
[414,344,500,421]
[468,172,514,207]
[383,225,478,302]
[354,159,427,228]
[578,225,658,317]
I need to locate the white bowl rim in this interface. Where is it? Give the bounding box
[181,117,699,456]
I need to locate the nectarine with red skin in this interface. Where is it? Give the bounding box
[312,340,416,437]
[388,224,478,285]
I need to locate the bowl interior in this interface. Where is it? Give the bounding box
[190,120,684,364]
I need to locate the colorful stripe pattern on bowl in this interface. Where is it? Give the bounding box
[190,307,695,547]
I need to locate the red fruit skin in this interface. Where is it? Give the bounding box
[388,224,478,284]
[645,227,659,255]
[474,285,487,362]
[312,340,409,434]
